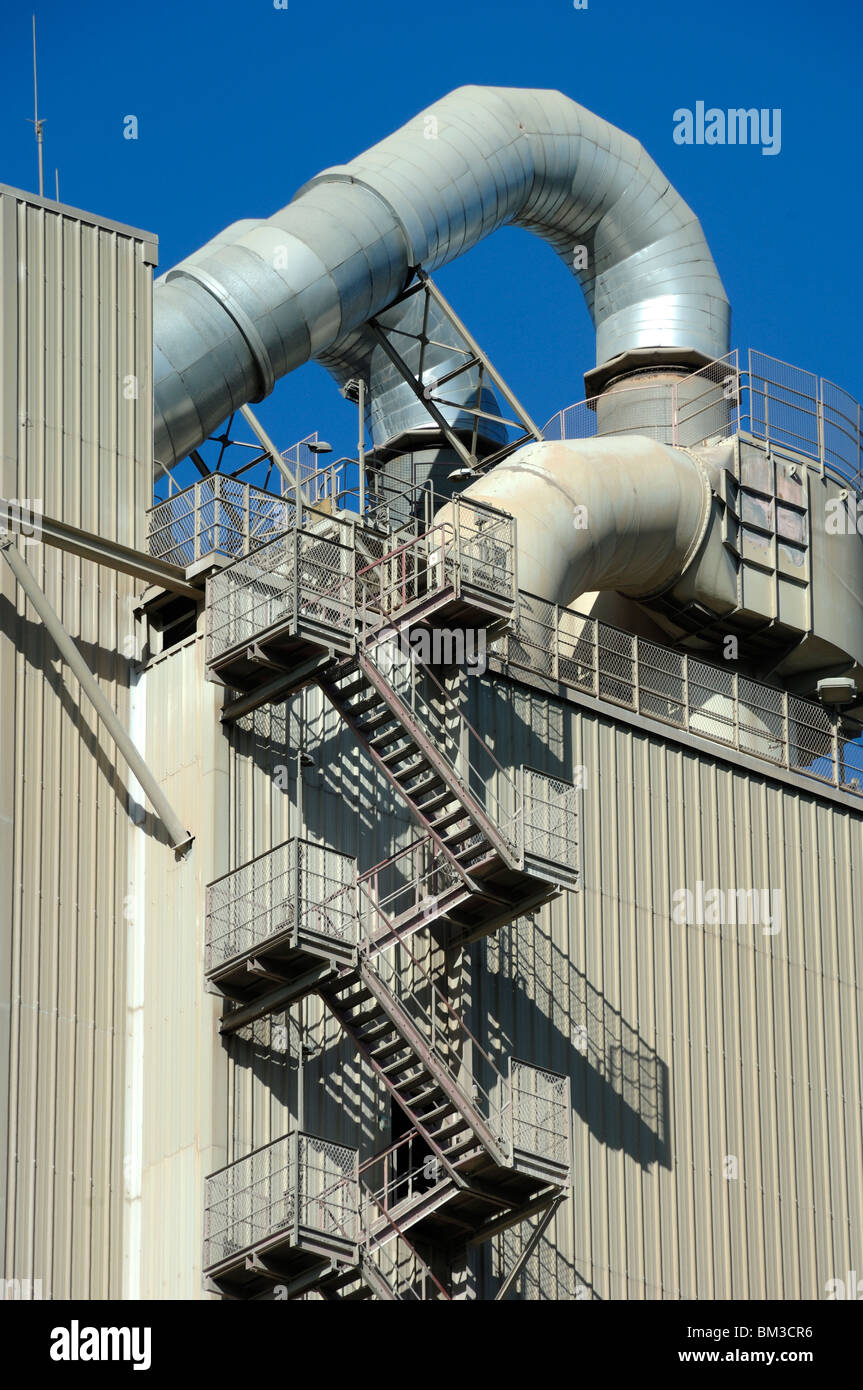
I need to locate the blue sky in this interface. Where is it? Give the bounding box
[2,0,861,472]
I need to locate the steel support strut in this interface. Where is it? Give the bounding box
[1,537,193,853]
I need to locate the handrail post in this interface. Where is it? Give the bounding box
[782,691,790,768]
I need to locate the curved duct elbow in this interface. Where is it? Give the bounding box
[154,86,729,471]
[437,437,712,609]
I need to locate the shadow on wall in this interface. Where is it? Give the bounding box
[229,687,412,872]
[475,917,671,1299]
[0,594,174,847]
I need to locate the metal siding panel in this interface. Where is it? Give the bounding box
[453,673,863,1299]
[0,189,155,1298]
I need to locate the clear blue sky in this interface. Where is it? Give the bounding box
[2,0,861,468]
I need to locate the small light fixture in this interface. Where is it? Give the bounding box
[308,440,333,455]
[816,676,857,705]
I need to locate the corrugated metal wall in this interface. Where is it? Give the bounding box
[466,676,863,1299]
[0,188,156,1298]
[137,629,223,1300]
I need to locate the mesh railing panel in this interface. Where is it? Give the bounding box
[597,623,636,708]
[452,498,517,605]
[638,640,686,728]
[509,1061,570,1172]
[203,1133,358,1271]
[148,475,294,568]
[297,1134,359,1242]
[206,524,356,662]
[522,768,579,879]
[205,839,356,973]
[203,1136,296,1270]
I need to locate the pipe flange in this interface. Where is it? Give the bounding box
[165,265,276,401]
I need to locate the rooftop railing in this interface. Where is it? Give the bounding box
[544,348,863,493]
[492,596,863,800]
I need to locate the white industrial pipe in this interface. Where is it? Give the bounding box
[437,436,712,609]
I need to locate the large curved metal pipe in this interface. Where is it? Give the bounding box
[437,436,712,608]
[153,86,729,471]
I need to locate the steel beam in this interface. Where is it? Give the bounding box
[0,501,201,600]
[238,403,297,490]
[493,1194,565,1299]
[1,537,193,853]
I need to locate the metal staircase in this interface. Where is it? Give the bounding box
[202,501,577,1298]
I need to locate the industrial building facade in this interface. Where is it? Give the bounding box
[2,85,862,1302]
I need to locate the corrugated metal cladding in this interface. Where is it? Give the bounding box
[0,188,157,1298]
[464,675,863,1299]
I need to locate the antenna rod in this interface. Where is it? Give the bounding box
[32,15,44,197]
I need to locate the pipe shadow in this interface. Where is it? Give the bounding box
[0,594,174,847]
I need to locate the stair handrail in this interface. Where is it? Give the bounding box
[357,834,462,944]
[358,1164,452,1301]
[355,521,456,636]
[360,633,523,862]
[356,878,512,1151]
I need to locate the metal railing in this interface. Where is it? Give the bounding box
[521,767,581,886]
[358,836,464,942]
[544,348,863,493]
[355,901,502,1159]
[356,498,516,630]
[493,595,863,798]
[148,474,296,568]
[206,519,357,663]
[509,1059,571,1175]
[203,1131,359,1271]
[205,838,357,975]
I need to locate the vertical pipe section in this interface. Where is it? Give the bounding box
[1,539,193,853]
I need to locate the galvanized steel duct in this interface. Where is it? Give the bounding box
[153,86,730,471]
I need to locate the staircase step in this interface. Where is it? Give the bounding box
[357,710,399,737]
[384,746,426,770]
[369,1036,411,1063]
[346,694,383,718]
[429,1115,469,1144]
[399,773,443,799]
[421,790,460,817]
[336,678,368,700]
[431,807,470,833]
[412,1099,453,1126]
[353,1010,392,1035]
[332,985,373,1006]
[382,1054,428,1080]
[444,1133,483,1160]
[444,824,487,851]
[398,1081,443,1108]
[367,728,404,752]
